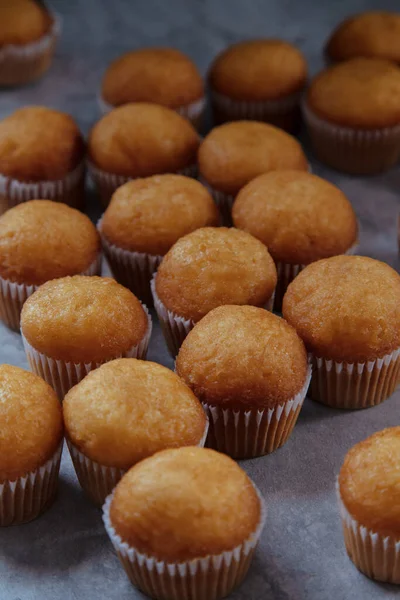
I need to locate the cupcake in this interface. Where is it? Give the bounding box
[232,171,358,311]
[303,58,400,174]
[198,121,308,224]
[0,0,59,86]
[209,39,307,131]
[100,48,205,129]
[326,12,400,63]
[20,276,152,399]
[283,255,400,409]
[0,364,63,526]
[88,103,200,207]
[152,227,277,357]
[64,358,208,506]
[176,305,311,458]
[0,107,85,213]
[103,446,265,600]
[99,175,218,306]
[0,200,101,331]
[337,427,400,583]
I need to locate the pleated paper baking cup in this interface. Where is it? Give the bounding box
[102,482,266,600]
[203,365,311,459]
[21,304,152,400]
[0,253,102,332]
[197,177,235,227]
[336,481,400,583]
[310,347,400,409]
[303,101,400,175]
[0,441,63,527]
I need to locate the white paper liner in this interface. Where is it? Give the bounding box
[203,364,311,459]
[211,88,301,121]
[21,303,152,400]
[102,480,266,600]
[310,347,400,409]
[336,480,400,583]
[0,14,61,63]
[0,441,63,526]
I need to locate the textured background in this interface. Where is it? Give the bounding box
[0,0,399,598]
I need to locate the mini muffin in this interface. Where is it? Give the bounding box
[0,107,85,213]
[0,200,101,331]
[99,175,218,305]
[209,39,307,130]
[153,227,277,356]
[100,48,205,129]
[233,171,358,310]
[64,358,207,506]
[88,103,200,206]
[283,255,400,409]
[303,58,400,174]
[337,427,400,583]
[176,305,310,458]
[20,276,151,399]
[0,0,59,86]
[103,446,265,600]
[198,121,308,223]
[326,12,400,63]
[0,364,63,526]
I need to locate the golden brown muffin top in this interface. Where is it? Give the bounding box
[209,39,307,101]
[102,48,204,109]
[233,171,358,265]
[198,121,308,195]
[0,107,85,182]
[326,12,400,63]
[0,364,62,483]
[110,446,261,561]
[176,305,308,409]
[0,0,52,46]
[101,175,219,256]
[21,276,148,363]
[306,58,400,129]
[339,428,400,537]
[0,200,100,285]
[64,359,206,469]
[155,227,277,323]
[283,255,400,363]
[88,103,199,177]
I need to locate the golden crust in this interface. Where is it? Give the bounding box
[176,305,308,409]
[282,255,400,363]
[101,175,219,256]
[155,227,277,323]
[0,200,100,285]
[0,0,52,46]
[110,446,261,562]
[198,121,308,195]
[339,427,400,538]
[20,276,148,363]
[63,359,206,469]
[306,58,400,129]
[232,171,358,264]
[326,12,400,63]
[0,364,62,483]
[88,103,199,177]
[0,107,85,181]
[102,48,204,108]
[209,39,307,101]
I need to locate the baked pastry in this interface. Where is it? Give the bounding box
[283,255,400,409]
[99,175,218,305]
[0,200,101,331]
[103,446,265,600]
[152,227,277,356]
[20,276,151,399]
[232,171,358,310]
[176,305,310,458]
[0,364,63,525]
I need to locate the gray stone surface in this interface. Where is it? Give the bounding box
[0,0,399,598]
